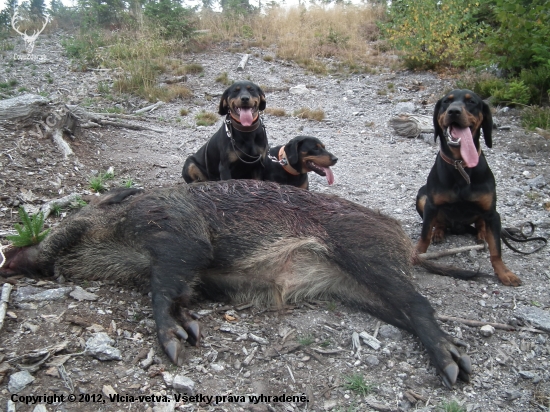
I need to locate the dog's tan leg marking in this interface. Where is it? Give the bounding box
[485,227,522,286]
[472,193,495,211]
[187,164,207,182]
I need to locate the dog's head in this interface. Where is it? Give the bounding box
[284,136,338,185]
[218,81,266,127]
[433,89,493,168]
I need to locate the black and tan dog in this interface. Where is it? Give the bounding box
[263,135,338,189]
[1,181,477,388]
[416,89,521,286]
[182,81,267,183]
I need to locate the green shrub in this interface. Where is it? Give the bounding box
[521,105,550,131]
[491,79,531,106]
[144,0,197,40]
[62,31,105,69]
[484,0,550,75]
[382,0,484,70]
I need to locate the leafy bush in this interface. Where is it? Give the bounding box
[7,208,50,247]
[491,79,531,106]
[382,0,484,70]
[484,0,550,75]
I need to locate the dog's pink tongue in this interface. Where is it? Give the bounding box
[239,108,253,126]
[452,126,479,168]
[322,167,334,185]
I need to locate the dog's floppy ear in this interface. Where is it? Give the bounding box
[218,88,230,115]
[258,85,266,111]
[285,138,300,166]
[433,98,443,142]
[481,100,493,148]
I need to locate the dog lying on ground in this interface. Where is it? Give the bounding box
[1,181,477,388]
[416,89,521,286]
[263,135,338,189]
[182,81,268,183]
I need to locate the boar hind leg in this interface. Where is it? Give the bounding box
[147,232,213,366]
[336,274,471,388]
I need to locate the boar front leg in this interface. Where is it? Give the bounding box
[146,231,213,366]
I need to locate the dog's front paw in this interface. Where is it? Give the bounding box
[496,270,522,287]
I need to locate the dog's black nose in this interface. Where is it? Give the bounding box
[240,95,250,103]
[447,104,462,117]
[331,156,338,163]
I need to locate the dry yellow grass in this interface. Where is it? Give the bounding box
[197,5,390,72]
[265,107,286,117]
[293,107,325,121]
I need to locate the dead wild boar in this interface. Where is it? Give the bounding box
[0,180,475,388]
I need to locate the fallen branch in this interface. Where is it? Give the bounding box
[134,101,164,114]
[436,314,517,331]
[237,54,250,71]
[40,193,83,220]
[418,243,486,260]
[51,129,73,159]
[0,283,14,333]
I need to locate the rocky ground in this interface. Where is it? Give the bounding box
[0,32,549,412]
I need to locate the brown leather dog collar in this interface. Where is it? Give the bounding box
[439,145,482,185]
[278,146,300,176]
[229,112,260,132]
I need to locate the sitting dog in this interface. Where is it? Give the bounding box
[263,135,338,189]
[416,89,521,286]
[1,181,476,388]
[182,81,267,183]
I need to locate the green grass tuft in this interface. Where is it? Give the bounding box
[7,208,50,247]
[343,374,373,396]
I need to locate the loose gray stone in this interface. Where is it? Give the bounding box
[32,405,49,412]
[15,286,73,302]
[153,399,176,412]
[8,370,35,393]
[526,175,546,188]
[378,324,402,341]
[172,375,195,395]
[395,102,415,114]
[365,355,380,366]
[289,84,309,95]
[505,389,522,400]
[516,306,550,332]
[85,332,122,361]
[480,325,495,337]
[210,363,224,372]
[70,286,99,301]
[518,370,535,379]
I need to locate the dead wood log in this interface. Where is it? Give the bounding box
[237,54,250,71]
[389,113,433,138]
[0,94,49,124]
